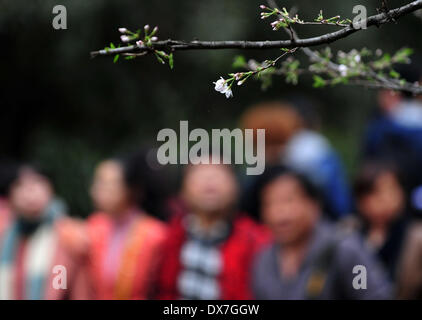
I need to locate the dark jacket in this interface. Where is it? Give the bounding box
[252,222,392,300]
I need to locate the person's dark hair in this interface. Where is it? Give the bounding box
[354,159,404,200]
[23,163,52,180]
[177,153,236,189]
[115,148,171,220]
[2,161,53,197]
[0,159,19,197]
[182,156,235,177]
[242,165,321,221]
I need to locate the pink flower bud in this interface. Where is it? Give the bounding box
[151,36,158,42]
[260,5,266,9]
[118,28,128,33]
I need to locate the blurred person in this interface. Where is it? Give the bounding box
[251,166,391,300]
[352,161,409,279]
[351,160,422,298]
[0,164,91,299]
[396,221,422,299]
[240,102,302,165]
[363,60,422,216]
[240,100,352,220]
[86,151,167,300]
[157,160,271,300]
[0,159,18,234]
[389,61,422,129]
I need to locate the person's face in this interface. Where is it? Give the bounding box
[90,161,131,215]
[9,168,52,220]
[261,175,320,246]
[377,90,402,114]
[182,164,238,218]
[358,172,404,226]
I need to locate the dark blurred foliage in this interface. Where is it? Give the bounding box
[1,0,421,216]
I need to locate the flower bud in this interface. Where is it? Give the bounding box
[121,35,130,43]
[151,36,158,42]
[144,25,150,32]
[118,28,128,33]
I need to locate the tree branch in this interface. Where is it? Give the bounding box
[264,1,422,95]
[91,0,422,58]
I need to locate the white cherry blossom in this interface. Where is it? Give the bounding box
[213,77,233,98]
[338,64,348,77]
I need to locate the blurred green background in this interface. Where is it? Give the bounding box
[1,0,421,216]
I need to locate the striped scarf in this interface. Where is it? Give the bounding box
[0,200,64,300]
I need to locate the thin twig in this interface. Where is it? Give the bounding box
[268,0,422,94]
[90,0,422,58]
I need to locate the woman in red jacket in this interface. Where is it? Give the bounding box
[157,162,271,300]
[87,151,167,300]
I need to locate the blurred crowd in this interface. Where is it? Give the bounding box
[1,66,422,300]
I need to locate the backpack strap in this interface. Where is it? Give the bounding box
[305,239,337,299]
[305,223,352,300]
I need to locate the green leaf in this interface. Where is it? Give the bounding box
[155,53,165,65]
[113,54,119,63]
[289,60,300,71]
[110,42,115,49]
[313,75,326,88]
[286,72,299,85]
[232,55,246,69]
[392,48,413,64]
[315,10,324,22]
[360,48,372,57]
[373,54,391,70]
[390,70,400,79]
[156,50,167,58]
[331,77,348,85]
[169,53,174,69]
[326,16,340,23]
